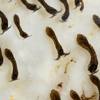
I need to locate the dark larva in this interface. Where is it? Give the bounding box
[46,27,70,60]
[0,10,11,35]
[21,0,41,12]
[13,14,31,39]
[59,0,69,22]
[77,34,98,74]
[5,48,18,81]
[70,90,81,100]
[90,74,100,100]
[93,14,100,28]
[38,0,61,17]
[50,89,61,100]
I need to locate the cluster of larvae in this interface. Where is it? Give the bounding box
[0,0,100,100]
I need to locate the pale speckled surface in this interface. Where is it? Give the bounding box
[0,0,100,100]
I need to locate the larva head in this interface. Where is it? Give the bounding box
[89,74,99,86]
[70,90,80,100]
[50,89,61,100]
[46,27,55,38]
[4,48,13,60]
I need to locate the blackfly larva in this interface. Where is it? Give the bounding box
[38,0,62,17]
[46,27,70,60]
[59,0,69,22]
[50,89,61,100]
[14,14,31,38]
[77,34,98,74]
[21,0,41,12]
[90,74,100,100]
[70,90,81,100]
[93,14,100,28]
[0,10,11,35]
[5,48,18,81]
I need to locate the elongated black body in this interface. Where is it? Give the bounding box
[21,0,40,11]
[60,0,69,21]
[0,10,11,34]
[46,27,70,60]
[70,90,81,100]
[93,14,100,28]
[13,14,30,38]
[5,48,18,81]
[38,0,61,17]
[90,74,100,100]
[0,48,3,66]
[50,89,61,100]
[74,0,84,11]
[77,34,98,74]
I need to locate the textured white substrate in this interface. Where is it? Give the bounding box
[0,0,100,100]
